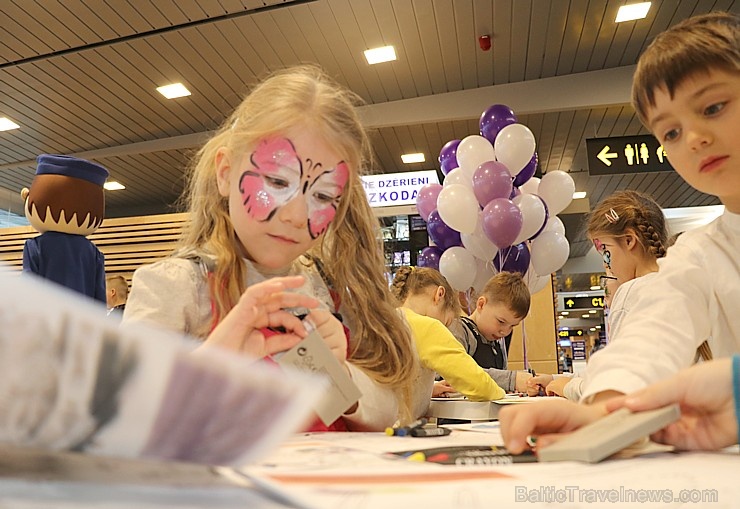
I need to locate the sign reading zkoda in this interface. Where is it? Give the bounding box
[586,135,674,176]
[361,170,440,207]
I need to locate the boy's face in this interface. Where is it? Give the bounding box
[474,298,522,341]
[217,128,348,269]
[646,68,740,213]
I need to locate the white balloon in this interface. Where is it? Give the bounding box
[512,193,547,245]
[461,215,497,260]
[442,167,471,188]
[528,274,551,294]
[472,258,496,294]
[538,170,575,215]
[494,123,536,176]
[439,246,477,291]
[530,231,570,276]
[519,176,540,196]
[456,135,496,180]
[543,215,565,236]
[436,184,479,234]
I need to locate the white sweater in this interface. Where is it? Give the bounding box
[579,210,740,401]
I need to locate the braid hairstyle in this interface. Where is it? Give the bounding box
[176,65,420,423]
[390,266,460,315]
[586,190,668,261]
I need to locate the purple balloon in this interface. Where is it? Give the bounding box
[479,104,518,143]
[529,196,550,240]
[472,161,514,207]
[438,139,461,175]
[494,242,531,275]
[426,210,462,251]
[481,198,523,249]
[418,246,443,270]
[416,183,443,221]
[513,152,538,187]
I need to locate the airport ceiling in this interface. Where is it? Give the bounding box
[1,0,734,258]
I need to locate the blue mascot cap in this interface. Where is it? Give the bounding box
[36,154,109,187]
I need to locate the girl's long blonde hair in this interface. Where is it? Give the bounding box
[178,65,419,421]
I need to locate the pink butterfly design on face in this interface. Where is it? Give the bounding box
[592,238,611,269]
[238,137,349,239]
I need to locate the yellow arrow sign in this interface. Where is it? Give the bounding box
[565,299,574,307]
[597,145,618,166]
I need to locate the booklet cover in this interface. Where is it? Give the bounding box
[0,269,326,467]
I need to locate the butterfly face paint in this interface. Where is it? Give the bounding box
[238,137,348,239]
[593,238,612,270]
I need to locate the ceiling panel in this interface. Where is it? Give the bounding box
[1,0,734,270]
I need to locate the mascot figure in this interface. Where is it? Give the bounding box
[21,154,109,303]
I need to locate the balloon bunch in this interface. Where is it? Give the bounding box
[416,104,575,294]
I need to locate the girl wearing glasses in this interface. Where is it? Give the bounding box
[529,190,669,400]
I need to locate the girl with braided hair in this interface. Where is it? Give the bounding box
[531,190,673,401]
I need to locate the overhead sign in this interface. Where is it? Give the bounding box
[559,328,584,338]
[564,296,604,310]
[586,135,674,176]
[361,170,440,208]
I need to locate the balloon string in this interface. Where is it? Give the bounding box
[521,316,529,370]
[465,287,474,315]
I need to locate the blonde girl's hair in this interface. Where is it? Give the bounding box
[177,65,419,423]
[586,190,668,260]
[479,272,530,319]
[391,266,460,315]
[632,11,739,126]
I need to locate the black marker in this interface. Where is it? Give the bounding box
[409,427,452,437]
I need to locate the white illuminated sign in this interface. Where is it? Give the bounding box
[361,170,440,207]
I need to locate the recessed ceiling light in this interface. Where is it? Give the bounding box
[582,314,590,318]
[589,327,596,331]
[401,153,425,164]
[561,311,569,315]
[104,181,126,191]
[589,309,597,314]
[364,45,396,65]
[615,2,651,23]
[589,285,601,291]
[573,191,587,199]
[156,83,191,99]
[0,117,20,131]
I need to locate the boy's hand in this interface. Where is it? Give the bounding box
[526,374,553,396]
[515,371,534,393]
[304,309,348,365]
[500,400,608,454]
[202,276,319,358]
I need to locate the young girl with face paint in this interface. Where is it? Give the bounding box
[124,66,421,431]
[529,190,670,400]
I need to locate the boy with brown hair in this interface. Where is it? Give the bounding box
[448,271,533,393]
[501,11,740,453]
